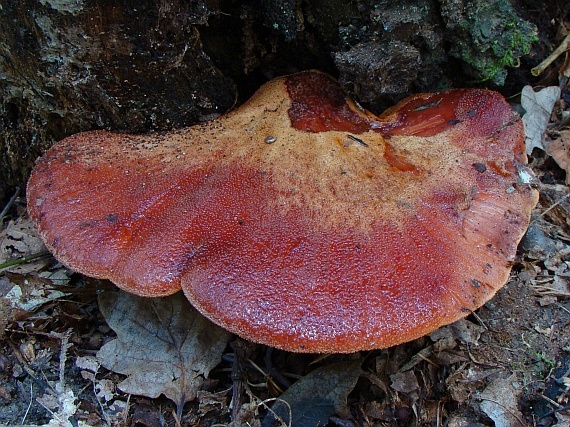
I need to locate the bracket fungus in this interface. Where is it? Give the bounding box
[27,70,538,353]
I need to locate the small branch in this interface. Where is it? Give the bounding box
[540,192,570,218]
[50,329,73,393]
[476,396,527,427]
[259,397,292,427]
[532,34,570,77]
[0,187,21,225]
[21,382,33,424]
[0,251,52,271]
[230,340,248,422]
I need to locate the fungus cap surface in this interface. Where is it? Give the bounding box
[27,71,538,352]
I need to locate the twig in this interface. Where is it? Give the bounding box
[416,352,439,367]
[258,397,292,427]
[539,403,570,419]
[467,347,500,367]
[264,347,291,390]
[540,393,563,408]
[532,283,570,298]
[123,394,132,425]
[0,187,21,225]
[557,303,570,316]
[476,396,528,427]
[82,358,112,425]
[0,250,52,271]
[36,398,62,422]
[49,329,73,393]
[172,408,183,427]
[532,34,570,76]
[230,340,248,423]
[21,382,33,424]
[540,193,570,218]
[470,310,489,331]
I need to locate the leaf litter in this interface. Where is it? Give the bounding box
[0,216,51,274]
[522,85,561,154]
[261,359,361,427]
[96,290,232,417]
[477,374,526,427]
[544,130,570,184]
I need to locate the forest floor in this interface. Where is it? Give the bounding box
[1,20,570,427]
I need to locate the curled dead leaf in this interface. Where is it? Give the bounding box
[521,85,561,155]
[544,130,570,184]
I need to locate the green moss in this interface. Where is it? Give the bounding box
[443,0,537,85]
[532,351,555,375]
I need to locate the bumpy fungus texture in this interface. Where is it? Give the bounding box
[27,71,538,353]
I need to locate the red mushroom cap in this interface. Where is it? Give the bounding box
[27,70,538,352]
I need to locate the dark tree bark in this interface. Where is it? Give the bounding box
[0,0,555,204]
[0,0,237,203]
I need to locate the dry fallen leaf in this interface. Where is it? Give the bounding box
[96,290,232,413]
[0,271,71,336]
[262,359,361,427]
[544,130,570,184]
[0,216,48,274]
[390,371,420,394]
[2,272,70,312]
[553,412,570,427]
[429,318,483,346]
[197,389,230,418]
[477,374,524,427]
[522,85,561,154]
